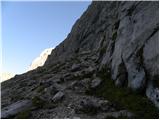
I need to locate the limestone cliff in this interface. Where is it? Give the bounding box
[45,1,159,107]
[28,48,53,71]
[1,1,159,119]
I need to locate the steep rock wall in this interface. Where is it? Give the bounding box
[45,1,159,107]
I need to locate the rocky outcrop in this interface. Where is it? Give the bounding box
[28,48,53,71]
[1,1,159,119]
[45,1,159,107]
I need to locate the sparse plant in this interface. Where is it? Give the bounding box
[89,67,159,119]
[15,109,31,119]
[32,96,45,108]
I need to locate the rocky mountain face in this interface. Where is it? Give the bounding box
[28,48,53,71]
[1,1,159,119]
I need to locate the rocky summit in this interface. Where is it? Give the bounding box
[28,48,53,71]
[1,1,159,119]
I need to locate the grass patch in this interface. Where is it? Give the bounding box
[32,96,45,108]
[88,68,159,119]
[127,5,135,16]
[99,45,107,57]
[10,92,24,102]
[75,105,98,115]
[114,20,120,30]
[15,109,31,119]
[36,85,45,93]
[112,31,117,41]
[153,75,159,88]
[37,67,47,73]
[105,115,130,119]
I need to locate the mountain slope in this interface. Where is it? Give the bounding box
[45,1,159,107]
[1,1,159,119]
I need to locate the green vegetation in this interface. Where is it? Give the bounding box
[36,85,45,93]
[112,31,117,41]
[75,48,80,53]
[105,115,130,119]
[127,5,135,16]
[15,109,31,119]
[88,68,159,119]
[32,96,45,108]
[99,45,107,57]
[114,20,120,30]
[77,106,98,115]
[31,74,41,80]
[10,92,24,102]
[37,67,47,73]
[153,75,159,88]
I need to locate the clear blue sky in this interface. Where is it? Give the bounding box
[2,1,91,74]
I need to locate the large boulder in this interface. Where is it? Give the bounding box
[1,100,32,118]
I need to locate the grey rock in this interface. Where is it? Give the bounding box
[44,0,159,110]
[104,110,134,118]
[73,116,80,119]
[68,78,91,93]
[146,82,159,108]
[52,91,64,102]
[75,97,112,114]
[84,66,95,74]
[53,83,66,91]
[71,64,81,72]
[1,100,32,118]
[91,77,102,89]
[44,1,158,107]
[73,71,83,78]
[98,100,111,112]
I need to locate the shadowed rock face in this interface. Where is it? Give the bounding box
[1,1,159,119]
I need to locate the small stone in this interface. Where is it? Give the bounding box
[71,64,81,72]
[91,77,102,89]
[98,100,111,111]
[52,91,64,102]
[85,66,95,74]
[104,110,134,118]
[73,116,80,119]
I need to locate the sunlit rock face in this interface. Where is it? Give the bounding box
[28,48,53,71]
[0,72,15,82]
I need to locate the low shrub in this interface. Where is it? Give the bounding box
[89,68,159,119]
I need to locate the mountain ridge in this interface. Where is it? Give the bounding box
[28,48,53,71]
